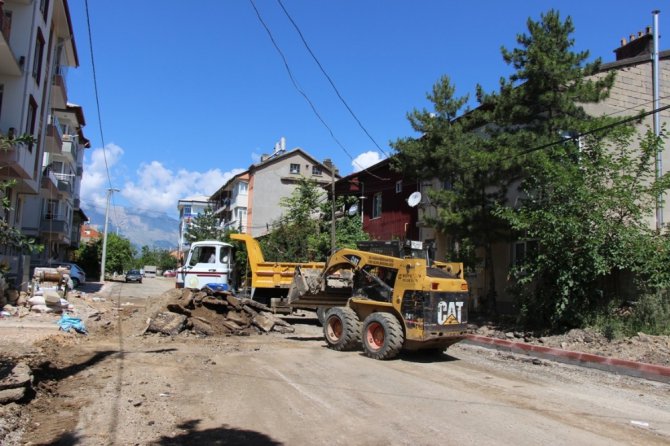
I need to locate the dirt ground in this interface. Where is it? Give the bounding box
[1,278,669,445]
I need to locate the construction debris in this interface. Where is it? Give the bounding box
[145,288,296,337]
[0,362,33,404]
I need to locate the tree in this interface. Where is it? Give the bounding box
[136,246,177,271]
[102,233,135,274]
[75,241,101,280]
[261,178,322,262]
[393,10,652,324]
[184,206,224,243]
[261,178,368,262]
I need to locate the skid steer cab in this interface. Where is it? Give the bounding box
[176,241,234,291]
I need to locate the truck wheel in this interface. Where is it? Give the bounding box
[72,278,80,288]
[316,307,328,326]
[323,307,361,351]
[362,313,404,360]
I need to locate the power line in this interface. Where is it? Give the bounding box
[248,0,388,180]
[277,0,389,158]
[512,103,670,159]
[84,0,118,225]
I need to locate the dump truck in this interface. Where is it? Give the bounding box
[287,247,469,359]
[229,233,324,309]
[177,235,323,310]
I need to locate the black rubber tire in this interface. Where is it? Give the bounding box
[361,313,404,360]
[323,307,361,351]
[72,278,80,288]
[139,279,142,284]
[316,307,328,326]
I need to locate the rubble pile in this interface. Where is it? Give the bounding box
[0,361,33,404]
[145,288,295,337]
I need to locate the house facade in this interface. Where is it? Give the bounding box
[177,195,212,257]
[210,141,338,238]
[0,0,88,283]
[333,158,421,241]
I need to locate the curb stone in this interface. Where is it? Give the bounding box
[463,334,670,384]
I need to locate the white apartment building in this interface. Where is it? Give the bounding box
[0,0,87,282]
[177,195,212,257]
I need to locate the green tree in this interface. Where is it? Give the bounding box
[393,10,646,324]
[261,178,321,262]
[136,245,177,271]
[184,206,224,243]
[103,233,136,275]
[75,241,101,280]
[261,178,368,262]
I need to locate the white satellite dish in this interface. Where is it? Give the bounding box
[407,191,422,207]
[348,203,359,216]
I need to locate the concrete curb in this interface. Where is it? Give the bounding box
[462,334,670,384]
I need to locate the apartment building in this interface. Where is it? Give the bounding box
[210,139,338,238]
[0,0,87,276]
[177,195,212,256]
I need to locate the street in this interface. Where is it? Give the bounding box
[18,278,670,445]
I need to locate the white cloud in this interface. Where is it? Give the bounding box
[351,151,383,172]
[122,162,245,216]
[81,143,124,210]
[81,143,245,218]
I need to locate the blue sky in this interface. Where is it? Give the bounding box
[68,1,668,219]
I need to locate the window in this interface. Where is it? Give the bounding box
[182,206,192,217]
[33,30,45,84]
[312,165,322,176]
[26,97,37,153]
[39,0,50,21]
[238,182,247,193]
[372,192,382,219]
[290,163,300,174]
[395,180,402,193]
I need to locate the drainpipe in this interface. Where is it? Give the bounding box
[653,10,663,230]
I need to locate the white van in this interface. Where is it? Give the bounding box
[176,241,234,291]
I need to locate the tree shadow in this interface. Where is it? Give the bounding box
[154,419,283,445]
[31,350,117,386]
[33,432,80,446]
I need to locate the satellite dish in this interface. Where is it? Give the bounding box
[407,191,422,207]
[348,204,359,216]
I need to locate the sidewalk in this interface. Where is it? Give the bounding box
[463,334,670,384]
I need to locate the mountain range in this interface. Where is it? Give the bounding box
[84,205,179,250]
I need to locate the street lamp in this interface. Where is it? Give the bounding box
[100,188,119,281]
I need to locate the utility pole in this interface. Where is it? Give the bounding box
[331,167,337,252]
[652,10,663,230]
[100,188,119,281]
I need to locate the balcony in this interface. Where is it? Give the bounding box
[45,123,63,154]
[41,169,58,194]
[0,139,32,179]
[51,73,68,109]
[61,135,79,164]
[40,217,71,243]
[0,11,20,77]
[54,173,73,196]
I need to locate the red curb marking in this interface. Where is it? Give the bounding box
[463,334,670,383]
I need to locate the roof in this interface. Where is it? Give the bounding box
[178,195,211,203]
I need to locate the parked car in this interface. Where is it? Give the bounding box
[125,269,143,283]
[49,262,86,288]
[163,269,176,277]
